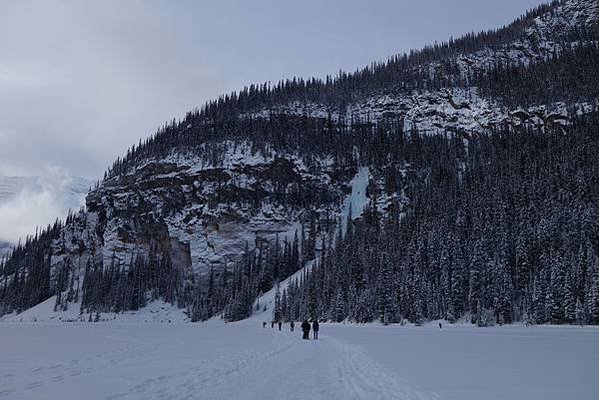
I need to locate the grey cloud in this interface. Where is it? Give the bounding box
[0,0,547,179]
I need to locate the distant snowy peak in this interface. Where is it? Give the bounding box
[0,242,12,259]
[0,175,90,207]
[0,176,36,203]
[0,175,92,257]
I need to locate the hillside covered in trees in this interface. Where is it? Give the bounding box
[1,0,599,326]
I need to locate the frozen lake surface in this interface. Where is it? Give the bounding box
[0,321,597,400]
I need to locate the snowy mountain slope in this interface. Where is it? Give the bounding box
[242,89,598,134]
[0,297,189,323]
[250,260,316,322]
[242,0,599,133]
[2,0,599,323]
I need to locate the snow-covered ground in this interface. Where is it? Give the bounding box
[0,298,190,324]
[0,321,597,400]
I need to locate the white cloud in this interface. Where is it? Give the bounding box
[0,188,62,243]
[0,167,88,244]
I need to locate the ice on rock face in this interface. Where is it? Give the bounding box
[341,167,370,236]
[250,167,370,319]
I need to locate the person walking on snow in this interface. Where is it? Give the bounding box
[290,321,295,332]
[301,319,311,340]
[262,321,267,328]
[312,319,320,340]
[271,321,275,329]
[278,321,282,331]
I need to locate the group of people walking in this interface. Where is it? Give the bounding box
[301,319,319,339]
[262,319,320,340]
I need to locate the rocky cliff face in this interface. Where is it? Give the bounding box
[244,0,599,134]
[84,141,355,277]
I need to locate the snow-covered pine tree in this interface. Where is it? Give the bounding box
[575,298,586,326]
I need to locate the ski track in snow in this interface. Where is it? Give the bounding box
[332,338,434,400]
[103,331,432,400]
[104,332,296,400]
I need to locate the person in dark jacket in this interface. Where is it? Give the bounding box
[262,321,267,328]
[278,321,282,331]
[312,319,320,339]
[271,321,275,329]
[290,321,295,332]
[301,319,310,340]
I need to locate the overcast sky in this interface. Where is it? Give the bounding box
[0,0,547,180]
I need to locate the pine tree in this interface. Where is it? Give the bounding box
[273,283,282,322]
[575,298,586,326]
[589,265,599,324]
[498,266,513,324]
[533,274,547,324]
[469,240,485,324]
[334,288,345,323]
[563,272,576,323]
[547,257,566,324]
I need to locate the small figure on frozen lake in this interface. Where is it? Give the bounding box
[263,321,267,328]
[439,322,442,330]
[278,321,282,331]
[290,321,295,332]
[313,319,320,339]
[301,319,311,340]
[271,321,275,329]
